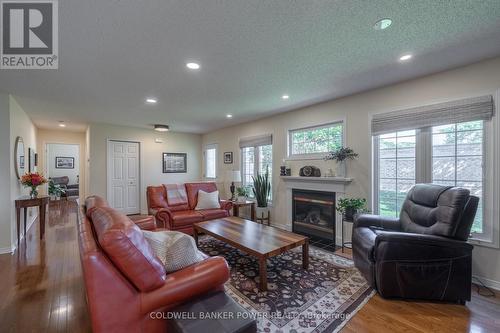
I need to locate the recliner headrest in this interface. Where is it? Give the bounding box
[409,184,452,207]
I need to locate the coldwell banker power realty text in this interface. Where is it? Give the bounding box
[1,0,58,69]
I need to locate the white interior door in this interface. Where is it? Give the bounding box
[107,141,140,215]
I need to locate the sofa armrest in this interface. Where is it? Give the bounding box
[354,214,401,230]
[151,208,173,229]
[220,199,233,212]
[140,256,230,314]
[374,231,473,261]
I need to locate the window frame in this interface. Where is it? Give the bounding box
[287,120,345,160]
[203,143,218,179]
[373,118,498,247]
[241,143,273,202]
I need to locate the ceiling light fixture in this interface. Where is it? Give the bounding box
[146,98,158,104]
[282,94,290,100]
[226,114,233,119]
[58,121,66,128]
[399,54,413,62]
[186,62,200,70]
[373,18,392,30]
[154,124,170,132]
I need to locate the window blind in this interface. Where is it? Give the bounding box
[239,134,272,148]
[371,95,494,135]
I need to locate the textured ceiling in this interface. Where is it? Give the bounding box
[2,0,500,133]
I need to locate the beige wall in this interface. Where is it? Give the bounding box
[202,56,500,288]
[88,123,202,214]
[0,94,11,252]
[9,96,38,251]
[37,129,87,202]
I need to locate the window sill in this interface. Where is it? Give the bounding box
[285,155,327,161]
[468,238,499,249]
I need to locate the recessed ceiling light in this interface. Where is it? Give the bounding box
[186,62,200,70]
[282,94,290,100]
[154,124,170,132]
[226,114,233,119]
[58,121,66,128]
[373,18,392,30]
[146,98,158,104]
[399,54,413,62]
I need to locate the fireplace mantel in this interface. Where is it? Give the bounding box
[280,176,352,184]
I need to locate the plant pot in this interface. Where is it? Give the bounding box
[343,207,357,222]
[256,206,269,218]
[237,196,247,202]
[336,160,346,178]
[50,194,56,200]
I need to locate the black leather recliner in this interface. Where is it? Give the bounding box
[352,184,478,304]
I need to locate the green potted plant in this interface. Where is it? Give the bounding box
[236,186,250,202]
[324,147,358,177]
[336,197,367,222]
[252,168,271,218]
[48,179,65,200]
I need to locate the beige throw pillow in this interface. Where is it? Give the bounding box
[194,190,221,210]
[142,230,204,273]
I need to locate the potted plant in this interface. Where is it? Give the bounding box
[20,172,48,199]
[252,168,271,218]
[324,147,358,177]
[336,197,367,222]
[236,186,250,202]
[48,179,66,200]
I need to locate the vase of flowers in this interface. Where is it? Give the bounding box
[324,147,359,177]
[21,172,48,199]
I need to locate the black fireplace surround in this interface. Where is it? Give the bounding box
[292,189,336,242]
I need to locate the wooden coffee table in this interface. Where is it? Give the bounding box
[193,217,309,291]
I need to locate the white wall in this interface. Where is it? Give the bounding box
[9,96,38,251]
[0,94,12,253]
[47,144,80,184]
[88,123,202,214]
[202,56,500,288]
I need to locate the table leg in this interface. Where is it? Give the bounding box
[16,207,21,245]
[23,207,27,237]
[250,204,256,221]
[40,203,46,240]
[193,227,199,247]
[302,240,309,270]
[233,205,239,217]
[258,257,267,291]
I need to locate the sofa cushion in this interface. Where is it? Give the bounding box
[170,210,203,227]
[195,190,221,210]
[163,184,190,211]
[147,185,169,209]
[85,195,109,217]
[142,230,205,272]
[198,209,229,220]
[90,207,166,292]
[185,182,218,209]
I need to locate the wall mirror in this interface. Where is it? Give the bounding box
[15,136,25,179]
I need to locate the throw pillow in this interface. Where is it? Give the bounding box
[142,230,204,273]
[195,190,221,210]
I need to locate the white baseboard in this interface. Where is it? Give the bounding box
[0,246,12,254]
[473,275,500,291]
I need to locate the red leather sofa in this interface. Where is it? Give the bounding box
[78,195,230,333]
[147,182,232,234]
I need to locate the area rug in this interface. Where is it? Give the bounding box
[198,237,374,333]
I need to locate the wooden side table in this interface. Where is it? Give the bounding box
[232,200,256,221]
[15,195,50,244]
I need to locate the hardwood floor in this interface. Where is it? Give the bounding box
[0,200,498,333]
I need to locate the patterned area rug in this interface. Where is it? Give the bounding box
[198,237,374,333]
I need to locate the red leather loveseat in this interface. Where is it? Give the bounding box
[147,182,232,234]
[78,195,230,333]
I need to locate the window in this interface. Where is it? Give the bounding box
[204,144,217,179]
[376,130,416,217]
[374,120,488,239]
[288,122,343,158]
[431,121,484,233]
[241,144,272,200]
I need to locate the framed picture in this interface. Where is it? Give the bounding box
[162,153,187,173]
[223,152,233,164]
[28,148,36,172]
[55,156,75,169]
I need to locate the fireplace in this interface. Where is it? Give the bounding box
[292,189,336,241]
